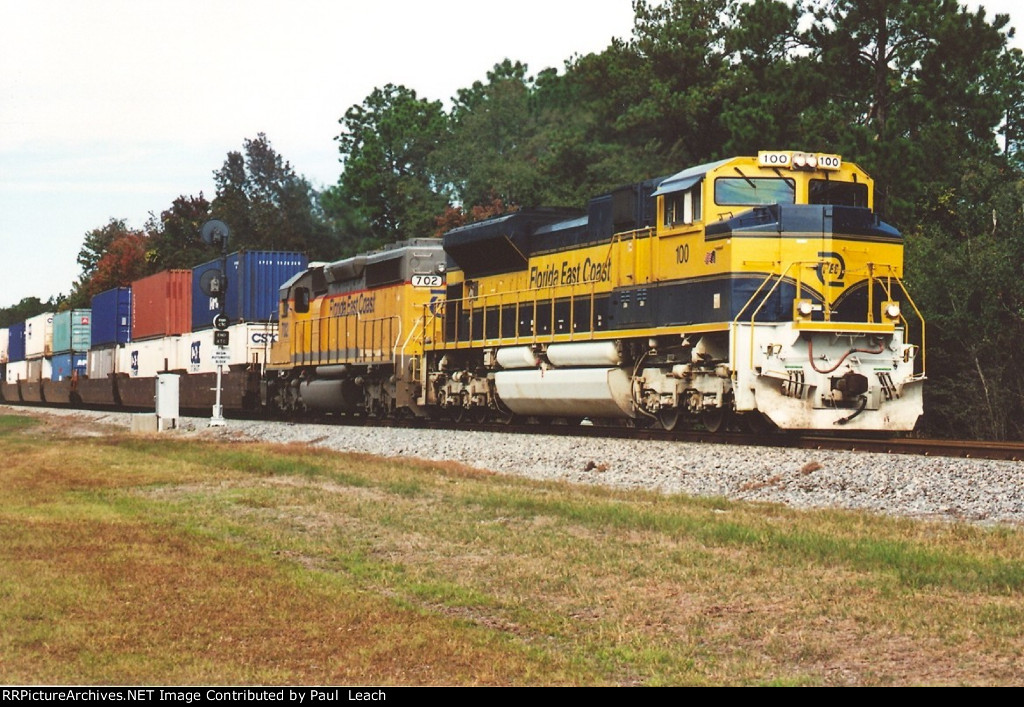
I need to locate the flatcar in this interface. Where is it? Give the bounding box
[420,150,924,431]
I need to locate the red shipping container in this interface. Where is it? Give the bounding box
[130,270,193,340]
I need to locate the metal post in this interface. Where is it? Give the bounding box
[210,363,226,426]
[211,235,228,427]
[200,219,232,428]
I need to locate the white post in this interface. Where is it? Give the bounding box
[210,362,226,426]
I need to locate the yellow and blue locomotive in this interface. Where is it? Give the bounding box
[265,239,447,416]
[422,151,924,431]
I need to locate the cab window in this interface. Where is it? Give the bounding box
[294,287,310,314]
[715,177,795,206]
[664,185,702,226]
[809,179,869,207]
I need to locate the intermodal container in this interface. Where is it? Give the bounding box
[25,312,55,359]
[87,345,120,379]
[191,251,307,330]
[0,328,8,363]
[91,287,132,346]
[26,357,52,381]
[52,309,92,353]
[8,323,26,362]
[119,336,182,378]
[131,270,192,340]
[179,323,279,374]
[6,359,28,384]
[51,352,87,381]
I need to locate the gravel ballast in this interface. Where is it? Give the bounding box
[10,405,1024,528]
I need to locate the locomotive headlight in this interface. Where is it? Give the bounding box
[884,301,901,320]
[792,152,818,170]
[795,299,814,319]
[435,262,446,275]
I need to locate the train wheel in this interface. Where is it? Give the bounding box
[744,411,772,435]
[657,407,682,432]
[494,405,517,425]
[449,392,469,423]
[702,406,729,433]
[625,414,654,429]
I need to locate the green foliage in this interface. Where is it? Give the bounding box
[801,0,1015,220]
[905,160,1024,438]
[327,84,449,242]
[74,218,138,284]
[0,298,59,329]
[437,60,545,210]
[212,133,336,259]
[66,219,150,307]
[145,194,213,271]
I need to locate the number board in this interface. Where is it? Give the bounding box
[411,274,443,288]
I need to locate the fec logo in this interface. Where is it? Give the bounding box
[815,251,846,288]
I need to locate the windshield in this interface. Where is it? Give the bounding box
[715,177,795,206]
[809,179,869,207]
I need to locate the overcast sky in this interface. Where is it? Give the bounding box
[0,0,1019,309]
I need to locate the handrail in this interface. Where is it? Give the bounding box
[730,259,926,379]
[429,277,605,350]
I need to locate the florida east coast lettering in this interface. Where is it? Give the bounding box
[329,293,377,317]
[529,257,612,289]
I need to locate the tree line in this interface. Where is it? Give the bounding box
[3,0,1023,439]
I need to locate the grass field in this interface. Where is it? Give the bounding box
[1,410,1023,685]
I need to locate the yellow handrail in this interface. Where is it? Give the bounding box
[730,260,926,379]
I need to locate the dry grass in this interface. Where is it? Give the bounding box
[1,410,1024,685]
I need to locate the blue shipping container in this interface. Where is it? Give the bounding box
[191,250,307,330]
[52,309,92,353]
[51,352,87,381]
[91,287,132,347]
[8,323,26,362]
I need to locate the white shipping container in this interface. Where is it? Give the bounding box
[26,357,52,381]
[178,323,278,374]
[0,328,8,363]
[5,360,28,384]
[119,336,182,378]
[25,312,55,359]
[87,345,121,379]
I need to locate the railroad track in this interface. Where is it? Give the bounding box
[6,400,1024,462]
[363,414,1024,462]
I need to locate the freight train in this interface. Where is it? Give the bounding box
[2,151,924,432]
